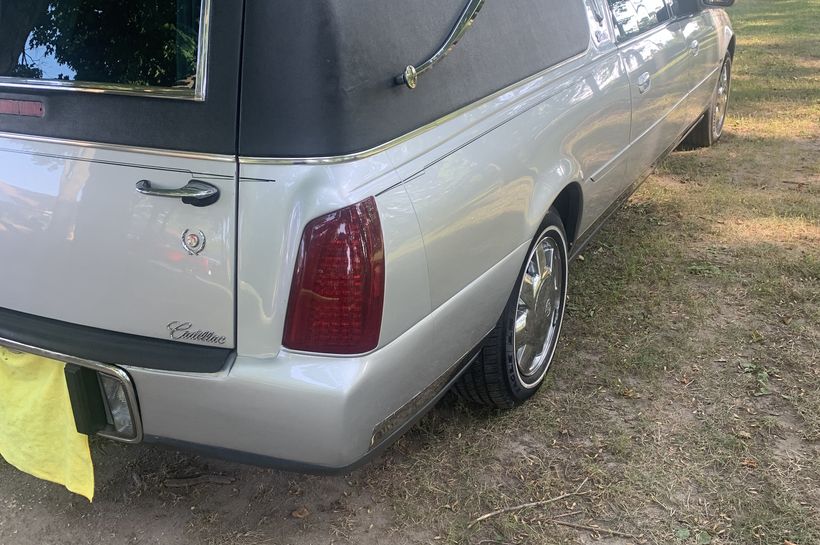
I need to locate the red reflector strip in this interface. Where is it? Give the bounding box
[0,99,44,118]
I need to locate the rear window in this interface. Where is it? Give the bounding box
[0,0,207,99]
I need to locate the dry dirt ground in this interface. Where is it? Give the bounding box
[1,1,818,544]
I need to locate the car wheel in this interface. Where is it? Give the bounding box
[454,209,568,408]
[679,54,732,150]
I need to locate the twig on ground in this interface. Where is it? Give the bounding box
[550,519,640,539]
[650,494,673,515]
[164,474,235,488]
[551,510,583,519]
[469,477,589,528]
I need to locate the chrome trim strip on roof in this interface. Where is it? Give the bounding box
[0,336,144,444]
[0,131,236,163]
[0,0,212,102]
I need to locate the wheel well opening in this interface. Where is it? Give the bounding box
[552,183,582,248]
[728,35,736,59]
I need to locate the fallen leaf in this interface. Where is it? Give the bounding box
[621,387,640,399]
[741,458,759,469]
[291,506,310,519]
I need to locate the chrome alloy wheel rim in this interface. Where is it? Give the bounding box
[513,228,566,388]
[713,61,730,139]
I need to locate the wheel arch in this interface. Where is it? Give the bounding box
[549,181,584,252]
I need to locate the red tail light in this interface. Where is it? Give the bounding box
[283,197,385,354]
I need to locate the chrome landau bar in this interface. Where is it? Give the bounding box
[395,0,486,90]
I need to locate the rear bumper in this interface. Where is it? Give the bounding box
[141,350,477,474]
[127,315,478,472]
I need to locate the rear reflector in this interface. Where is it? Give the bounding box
[0,99,44,117]
[99,374,136,437]
[283,197,385,354]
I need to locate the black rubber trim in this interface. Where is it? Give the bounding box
[144,435,353,476]
[0,307,234,373]
[64,364,108,435]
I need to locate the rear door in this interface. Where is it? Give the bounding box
[607,0,690,180]
[0,0,242,348]
[674,3,723,119]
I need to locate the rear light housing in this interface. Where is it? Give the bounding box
[283,197,385,354]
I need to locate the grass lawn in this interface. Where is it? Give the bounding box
[374,1,820,543]
[1,1,816,544]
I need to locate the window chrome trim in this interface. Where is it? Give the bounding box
[0,0,211,102]
[0,336,143,444]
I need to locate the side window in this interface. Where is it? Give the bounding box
[607,0,672,41]
[0,0,207,100]
[666,0,699,16]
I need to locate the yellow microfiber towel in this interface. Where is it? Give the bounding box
[0,346,94,501]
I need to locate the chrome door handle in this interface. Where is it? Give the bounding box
[637,72,651,94]
[394,0,485,89]
[689,40,700,56]
[135,179,220,207]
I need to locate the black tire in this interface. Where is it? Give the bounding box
[454,209,569,408]
[679,54,732,150]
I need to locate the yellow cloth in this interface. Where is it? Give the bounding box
[0,346,94,501]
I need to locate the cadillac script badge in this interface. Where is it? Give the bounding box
[167,321,227,345]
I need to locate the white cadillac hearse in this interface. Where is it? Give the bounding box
[0,0,734,471]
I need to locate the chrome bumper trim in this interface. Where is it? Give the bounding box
[0,336,143,444]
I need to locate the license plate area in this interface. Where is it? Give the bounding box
[0,338,142,443]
